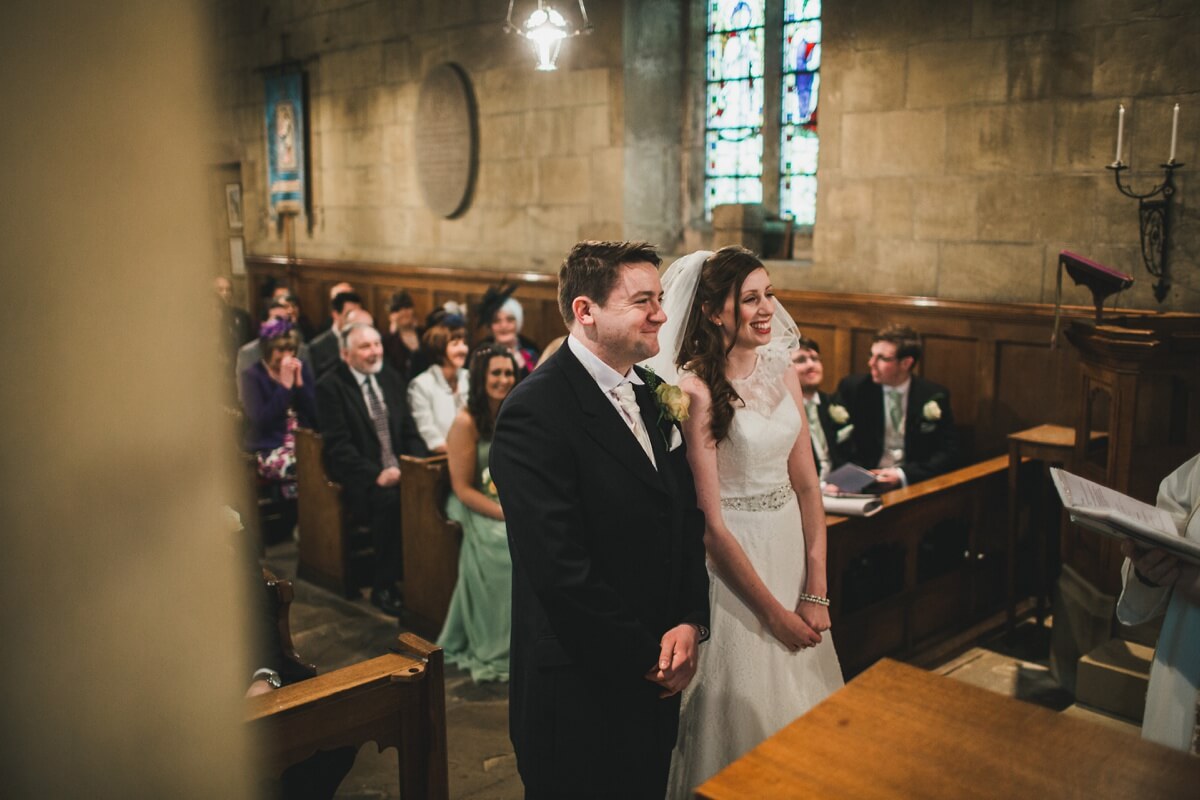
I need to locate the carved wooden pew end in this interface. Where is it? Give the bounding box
[400,455,463,638]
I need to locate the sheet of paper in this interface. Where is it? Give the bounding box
[1051,468,1176,533]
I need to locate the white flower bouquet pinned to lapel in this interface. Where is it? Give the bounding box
[642,367,689,451]
[919,395,945,433]
[828,403,854,443]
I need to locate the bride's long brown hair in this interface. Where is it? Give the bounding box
[675,246,766,444]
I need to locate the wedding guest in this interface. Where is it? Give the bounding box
[236,296,312,388]
[315,281,355,335]
[240,318,317,501]
[216,276,254,361]
[310,291,365,379]
[437,345,521,682]
[478,285,539,377]
[408,301,466,378]
[407,322,470,454]
[835,323,959,489]
[643,247,844,797]
[791,336,852,485]
[1117,451,1200,754]
[382,289,420,378]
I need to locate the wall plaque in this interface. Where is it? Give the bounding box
[414,63,477,219]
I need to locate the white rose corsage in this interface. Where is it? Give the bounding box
[922,399,942,422]
[828,404,850,426]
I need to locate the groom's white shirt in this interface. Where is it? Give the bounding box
[568,334,656,466]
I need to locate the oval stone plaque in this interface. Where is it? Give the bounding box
[414,63,477,219]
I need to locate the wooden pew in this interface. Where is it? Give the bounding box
[262,568,318,681]
[826,455,1010,675]
[400,455,463,637]
[295,427,374,598]
[246,632,450,800]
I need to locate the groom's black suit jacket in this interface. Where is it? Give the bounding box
[490,343,710,799]
[835,372,960,485]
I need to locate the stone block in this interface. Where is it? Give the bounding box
[317,43,385,94]
[841,110,946,177]
[478,112,528,162]
[712,203,765,231]
[831,0,971,49]
[1076,638,1152,723]
[343,126,384,168]
[382,122,413,167]
[1059,0,1166,28]
[328,1,394,46]
[907,39,1006,109]
[478,159,535,207]
[870,179,914,238]
[537,155,591,206]
[523,108,574,158]
[475,68,532,116]
[383,40,416,85]
[813,222,858,266]
[831,48,906,113]
[947,103,1054,175]
[481,207,528,253]
[570,104,611,154]
[1006,31,1093,101]
[1030,176,1096,243]
[939,242,1044,302]
[869,240,940,296]
[589,148,623,224]
[976,176,1037,241]
[1093,16,1200,97]
[912,178,978,242]
[822,179,873,222]
[971,0,1058,37]
[1052,100,1128,172]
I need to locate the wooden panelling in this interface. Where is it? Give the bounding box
[246,254,1142,460]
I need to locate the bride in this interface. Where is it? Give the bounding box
[645,247,844,796]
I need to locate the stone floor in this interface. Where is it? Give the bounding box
[262,541,1085,800]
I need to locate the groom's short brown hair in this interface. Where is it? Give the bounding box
[558,241,662,325]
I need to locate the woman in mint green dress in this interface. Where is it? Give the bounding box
[437,345,521,682]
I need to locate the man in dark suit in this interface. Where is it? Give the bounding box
[836,323,960,489]
[315,322,424,616]
[309,290,364,379]
[490,241,710,799]
[792,336,852,485]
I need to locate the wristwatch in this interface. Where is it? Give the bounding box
[691,623,710,643]
[252,668,283,689]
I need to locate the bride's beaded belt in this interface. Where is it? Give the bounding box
[720,482,794,512]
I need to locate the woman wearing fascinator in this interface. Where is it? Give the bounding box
[644,247,844,797]
[477,284,540,378]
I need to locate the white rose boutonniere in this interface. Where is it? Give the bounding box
[923,399,942,422]
[655,381,691,424]
[828,404,850,426]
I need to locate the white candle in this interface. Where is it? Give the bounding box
[1115,104,1125,165]
[1169,103,1179,163]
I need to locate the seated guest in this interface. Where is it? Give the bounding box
[240,319,317,501]
[316,323,425,617]
[836,323,959,488]
[478,285,539,377]
[216,276,253,362]
[382,289,420,378]
[408,302,466,378]
[408,322,470,454]
[1117,452,1200,754]
[792,336,852,485]
[438,345,521,682]
[282,292,315,342]
[236,296,312,388]
[309,291,365,379]
[316,281,355,335]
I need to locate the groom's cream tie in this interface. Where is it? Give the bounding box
[612,382,657,468]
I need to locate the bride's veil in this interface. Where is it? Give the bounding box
[642,250,801,384]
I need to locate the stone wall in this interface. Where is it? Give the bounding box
[215,0,641,273]
[215,1,1200,310]
[813,0,1200,310]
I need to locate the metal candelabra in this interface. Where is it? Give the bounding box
[1106,160,1183,302]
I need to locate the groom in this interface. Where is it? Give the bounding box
[490,241,711,799]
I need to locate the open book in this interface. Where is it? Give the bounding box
[822,493,883,518]
[1050,468,1200,566]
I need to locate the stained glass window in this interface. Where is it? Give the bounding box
[705,0,766,216]
[780,0,821,225]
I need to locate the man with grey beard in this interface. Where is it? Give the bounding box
[315,322,424,616]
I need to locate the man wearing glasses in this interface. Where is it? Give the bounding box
[835,324,960,488]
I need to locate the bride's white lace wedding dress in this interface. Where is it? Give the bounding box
[667,346,844,797]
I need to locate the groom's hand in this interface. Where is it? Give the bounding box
[644,624,699,698]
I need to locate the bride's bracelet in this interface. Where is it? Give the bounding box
[799,592,830,607]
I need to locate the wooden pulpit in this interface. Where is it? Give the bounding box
[1063,314,1200,593]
